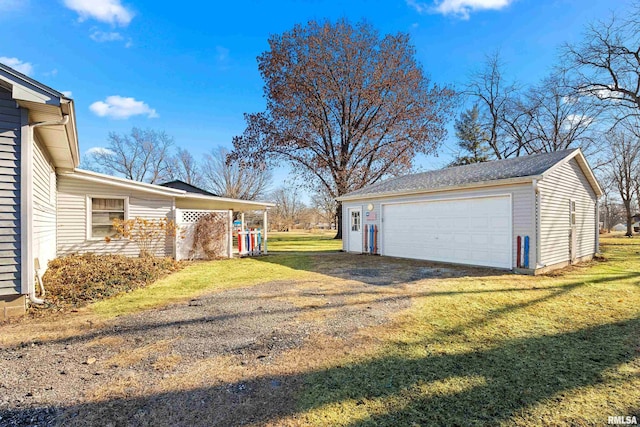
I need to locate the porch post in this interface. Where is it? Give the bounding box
[263,209,268,255]
[228,209,233,258]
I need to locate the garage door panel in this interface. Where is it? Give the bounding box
[382,196,511,269]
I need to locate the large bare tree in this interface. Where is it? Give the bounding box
[507,72,602,156]
[88,127,175,184]
[465,52,521,159]
[230,19,456,238]
[563,6,640,120]
[270,185,305,232]
[607,124,640,236]
[168,147,201,186]
[200,147,272,200]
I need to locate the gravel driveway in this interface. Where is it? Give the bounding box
[0,254,473,426]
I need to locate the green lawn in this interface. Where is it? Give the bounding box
[267,230,342,252]
[82,233,639,424]
[290,236,640,426]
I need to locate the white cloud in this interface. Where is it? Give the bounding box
[0,57,34,76]
[564,114,594,129]
[61,91,73,98]
[90,95,158,119]
[407,0,515,19]
[90,31,123,42]
[0,0,26,11]
[216,46,229,62]
[86,147,115,156]
[63,0,134,26]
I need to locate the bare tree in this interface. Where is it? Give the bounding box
[563,6,640,120]
[230,19,456,238]
[168,148,201,186]
[200,147,272,200]
[88,128,175,184]
[510,72,602,155]
[310,186,338,228]
[270,185,305,232]
[607,125,640,236]
[466,52,521,159]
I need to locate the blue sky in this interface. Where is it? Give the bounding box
[0,0,634,185]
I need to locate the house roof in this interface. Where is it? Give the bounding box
[66,169,275,211]
[338,149,602,201]
[160,180,218,196]
[0,62,79,169]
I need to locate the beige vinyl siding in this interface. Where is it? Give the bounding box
[0,88,20,295]
[57,175,174,257]
[538,158,597,266]
[342,183,535,268]
[32,137,56,277]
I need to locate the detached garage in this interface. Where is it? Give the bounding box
[338,149,602,274]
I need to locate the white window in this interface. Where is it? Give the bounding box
[89,197,127,239]
[351,210,361,232]
[570,200,576,226]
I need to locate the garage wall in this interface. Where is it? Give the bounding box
[342,183,535,268]
[538,158,597,266]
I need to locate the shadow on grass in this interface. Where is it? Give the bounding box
[257,251,514,286]
[4,271,638,353]
[2,317,638,426]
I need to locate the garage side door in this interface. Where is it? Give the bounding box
[382,196,512,269]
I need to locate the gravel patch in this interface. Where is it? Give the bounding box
[0,254,472,426]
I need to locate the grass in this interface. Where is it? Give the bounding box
[267,230,342,252]
[282,235,640,426]
[92,256,307,318]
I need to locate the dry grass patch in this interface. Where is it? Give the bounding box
[104,339,175,368]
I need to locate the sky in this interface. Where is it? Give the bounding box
[0,0,634,188]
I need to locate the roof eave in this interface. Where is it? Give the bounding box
[337,175,540,202]
[179,193,276,208]
[68,169,186,197]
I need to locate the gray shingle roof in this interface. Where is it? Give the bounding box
[341,149,577,199]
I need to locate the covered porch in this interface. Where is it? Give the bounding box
[174,193,274,260]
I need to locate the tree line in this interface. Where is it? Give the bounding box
[87,5,640,237]
[81,130,337,230]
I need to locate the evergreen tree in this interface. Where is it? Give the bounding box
[451,105,490,166]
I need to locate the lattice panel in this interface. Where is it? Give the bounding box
[180,210,228,224]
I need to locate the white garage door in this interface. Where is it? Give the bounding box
[382,196,512,269]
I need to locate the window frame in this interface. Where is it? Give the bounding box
[569,199,577,227]
[351,210,361,232]
[86,195,129,240]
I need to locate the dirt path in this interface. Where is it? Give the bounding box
[0,255,471,426]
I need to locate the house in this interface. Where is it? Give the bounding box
[337,149,602,274]
[612,223,627,232]
[0,63,273,320]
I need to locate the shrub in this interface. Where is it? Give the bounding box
[191,213,228,259]
[107,217,179,258]
[40,253,183,312]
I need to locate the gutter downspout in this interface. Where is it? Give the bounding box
[30,114,70,129]
[26,115,69,304]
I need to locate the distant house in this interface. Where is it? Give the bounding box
[612,224,627,232]
[0,63,273,319]
[338,149,602,274]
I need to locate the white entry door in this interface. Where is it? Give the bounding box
[348,208,362,253]
[382,196,512,268]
